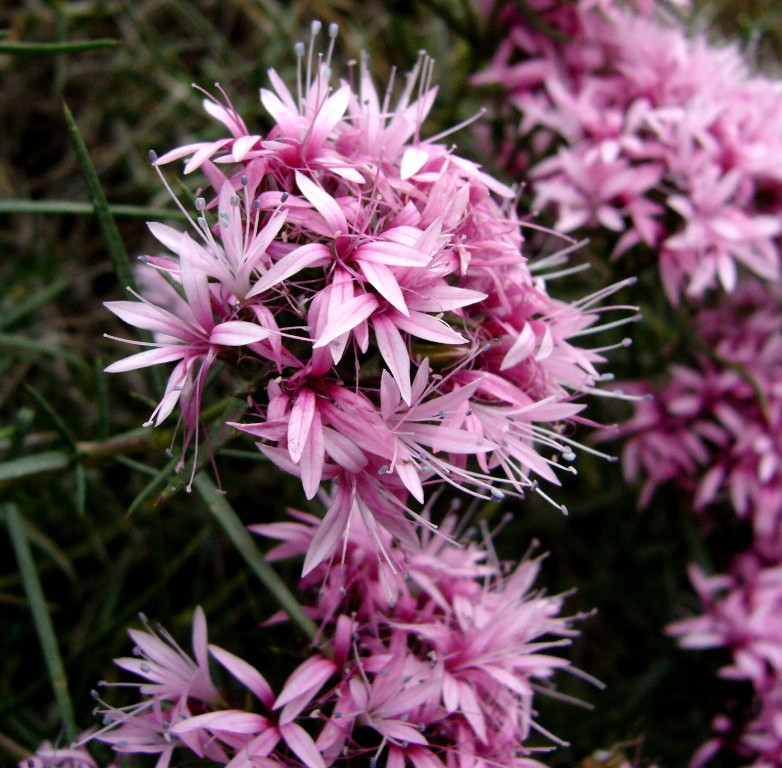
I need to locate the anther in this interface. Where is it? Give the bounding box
[294,41,306,57]
[311,20,322,36]
[328,22,339,38]
[230,194,240,206]
[195,197,206,211]
[241,175,248,186]
[148,149,158,162]
[491,488,505,500]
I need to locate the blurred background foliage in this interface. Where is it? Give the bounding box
[1,1,780,766]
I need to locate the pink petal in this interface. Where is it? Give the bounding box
[312,294,379,349]
[279,722,327,768]
[295,170,348,235]
[246,243,331,297]
[172,710,268,735]
[209,320,270,346]
[275,655,337,713]
[104,346,188,373]
[393,310,466,345]
[288,389,316,465]
[359,260,409,315]
[300,409,325,500]
[302,480,354,576]
[209,644,275,709]
[374,317,412,405]
[105,301,192,338]
[355,241,430,267]
[500,322,535,370]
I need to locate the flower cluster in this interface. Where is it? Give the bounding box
[668,555,782,767]
[614,281,782,557]
[107,24,629,574]
[611,279,782,764]
[474,0,782,302]
[79,513,585,768]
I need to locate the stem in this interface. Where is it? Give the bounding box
[192,473,318,642]
[5,503,77,743]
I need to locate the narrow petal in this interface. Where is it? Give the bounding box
[104,346,187,373]
[295,170,348,235]
[288,388,317,464]
[210,320,270,346]
[280,722,327,768]
[374,317,412,405]
[246,243,331,297]
[209,644,275,709]
[359,260,409,315]
[312,294,379,349]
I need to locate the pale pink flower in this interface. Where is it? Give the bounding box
[476,0,782,302]
[108,24,629,573]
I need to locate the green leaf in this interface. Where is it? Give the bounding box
[126,455,178,515]
[0,332,85,368]
[0,199,186,221]
[0,276,71,331]
[0,39,120,54]
[0,451,70,487]
[62,102,138,294]
[25,385,79,455]
[4,503,77,742]
[192,473,318,642]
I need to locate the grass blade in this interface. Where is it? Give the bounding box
[0,332,85,368]
[0,199,186,221]
[62,102,138,294]
[0,39,120,54]
[0,451,70,487]
[0,276,71,331]
[5,502,77,742]
[192,473,318,642]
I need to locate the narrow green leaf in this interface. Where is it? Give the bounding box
[0,199,186,221]
[21,518,79,585]
[217,448,270,462]
[75,462,87,516]
[4,503,77,742]
[62,102,137,293]
[94,356,109,439]
[0,730,32,762]
[25,385,79,455]
[0,39,120,53]
[192,473,318,642]
[127,455,178,515]
[0,332,85,367]
[0,276,71,331]
[6,408,35,459]
[0,451,70,487]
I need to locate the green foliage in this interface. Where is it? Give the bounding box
[2,1,780,766]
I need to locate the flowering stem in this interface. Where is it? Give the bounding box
[192,472,318,642]
[4,502,77,743]
[0,199,186,221]
[0,730,32,762]
[0,39,120,54]
[62,101,137,295]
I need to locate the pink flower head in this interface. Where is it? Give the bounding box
[108,23,631,572]
[613,281,782,558]
[475,0,782,303]
[255,507,594,765]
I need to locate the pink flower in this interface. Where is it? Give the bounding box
[612,281,782,558]
[108,24,629,573]
[475,0,782,302]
